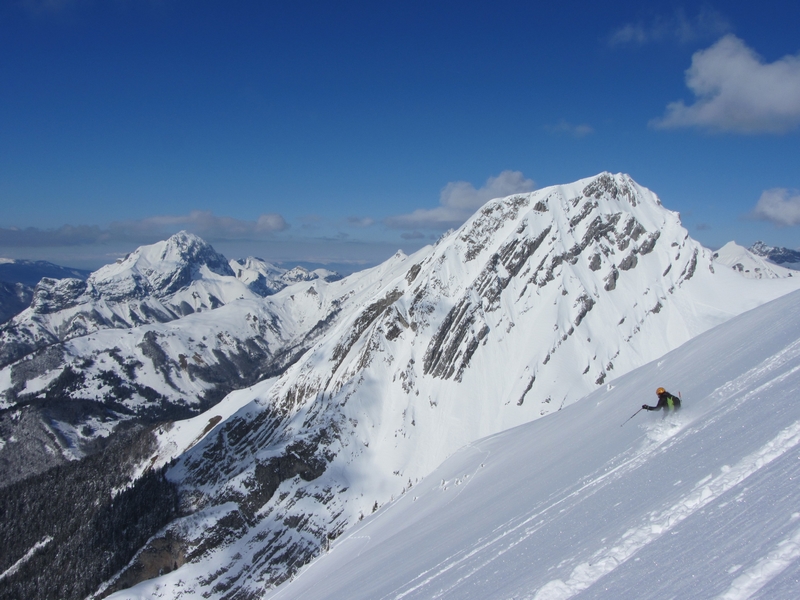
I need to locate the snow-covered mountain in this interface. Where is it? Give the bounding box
[0,258,91,287]
[713,241,797,279]
[750,241,800,269]
[0,234,345,371]
[96,173,800,598]
[0,232,259,369]
[0,233,351,485]
[230,256,341,296]
[0,258,90,324]
[249,286,800,600]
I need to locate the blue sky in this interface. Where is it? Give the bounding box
[1,0,799,271]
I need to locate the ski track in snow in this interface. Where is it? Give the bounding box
[699,338,800,426]
[527,419,800,600]
[383,422,686,600]
[715,519,800,600]
[381,338,800,600]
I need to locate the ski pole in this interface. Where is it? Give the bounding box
[620,407,644,427]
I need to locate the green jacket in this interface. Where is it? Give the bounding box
[644,391,681,412]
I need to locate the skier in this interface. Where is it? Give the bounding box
[642,387,681,414]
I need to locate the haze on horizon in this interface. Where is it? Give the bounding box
[1,0,798,271]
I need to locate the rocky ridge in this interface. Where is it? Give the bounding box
[749,240,800,268]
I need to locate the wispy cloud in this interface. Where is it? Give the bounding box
[111,210,289,239]
[651,35,800,134]
[609,8,731,46]
[0,210,289,248]
[346,217,375,228]
[545,120,594,138]
[386,171,535,230]
[752,188,800,227]
[0,224,108,247]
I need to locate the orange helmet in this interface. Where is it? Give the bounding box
[656,387,666,395]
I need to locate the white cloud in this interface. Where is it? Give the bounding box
[609,8,731,46]
[652,35,800,133]
[0,224,107,247]
[386,171,535,230]
[112,210,289,239]
[753,189,800,227]
[545,120,594,138]
[254,213,289,233]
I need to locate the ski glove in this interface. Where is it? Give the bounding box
[642,404,649,410]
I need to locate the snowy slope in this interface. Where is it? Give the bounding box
[100,173,800,598]
[253,287,800,600]
[713,241,796,279]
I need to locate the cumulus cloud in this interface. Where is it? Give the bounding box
[652,35,800,133]
[386,171,535,230]
[752,188,800,227]
[609,8,731,46]
[545,120,594,138]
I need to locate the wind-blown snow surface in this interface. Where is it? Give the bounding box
[104,173,800,598]
[258,288,800,600]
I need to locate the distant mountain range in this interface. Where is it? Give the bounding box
[748,240,800,268]
[713,241,797,279]
[0,260,92,325]
[1,175,800,600]
[0,259,91,287]
[0,249,340,328]
[0,237,342,488]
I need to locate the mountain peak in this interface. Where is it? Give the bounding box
[749,240,800,267]
[713,241,796,279]
[91,232,234,299]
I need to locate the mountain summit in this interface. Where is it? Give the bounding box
[0,232,345,486]
[89,230,235,300]
[100,173,800,597]
[0,232,262,370]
